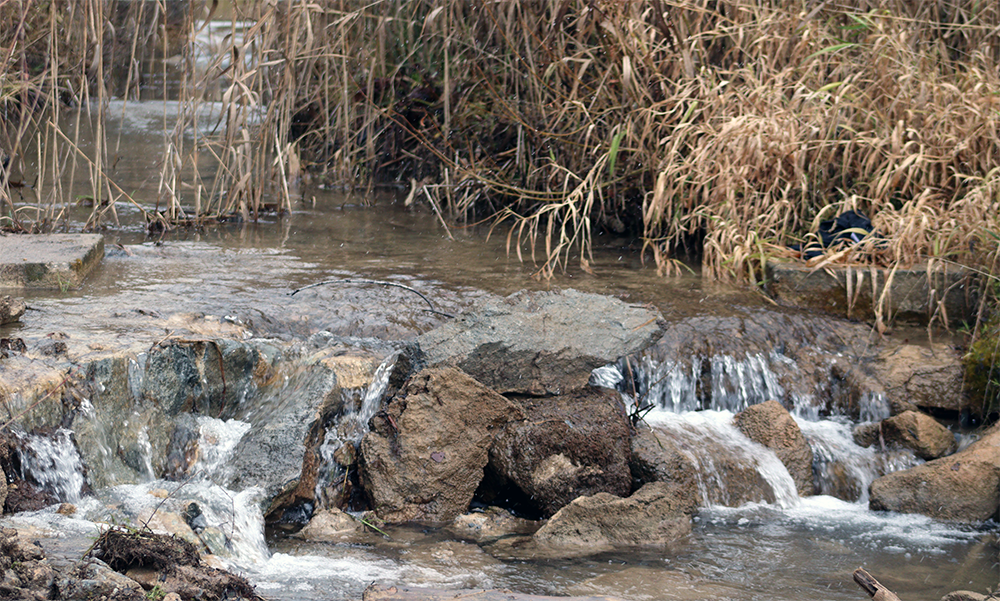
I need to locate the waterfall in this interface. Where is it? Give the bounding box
[18,429,86,504]
[606,350,792,414]
[596,349,913,509]
[645,410,800,508]
[192,416,253,479]
[315,352,399,504]
[797,417,922,503]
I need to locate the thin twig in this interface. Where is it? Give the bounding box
[290,278,454,318]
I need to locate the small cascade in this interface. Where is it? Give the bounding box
[610,350,795,414]
[191,416,253,480]
[598,346,921,511]
[859,391,891,423]
[18,429,86,503]
[797,417,922,503]
[645,410,800,508]
[315,352,399,505]
[709,352,787,412]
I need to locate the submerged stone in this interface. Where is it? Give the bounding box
[417,289,665,396]
[532,481,698,554]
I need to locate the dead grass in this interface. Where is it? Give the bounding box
[2,0,998,284]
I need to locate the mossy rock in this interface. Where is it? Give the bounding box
[964,312,1000,418]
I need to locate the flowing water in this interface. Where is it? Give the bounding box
[2,93,997,601]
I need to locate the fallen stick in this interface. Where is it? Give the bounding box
[362,584,619,601]
[854,568,903,601]
[289,278,454,318]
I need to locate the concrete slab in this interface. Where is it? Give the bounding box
[0,233,104,290]
[766,260,978,325]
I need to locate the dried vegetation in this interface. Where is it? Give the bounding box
[1,0,999,282]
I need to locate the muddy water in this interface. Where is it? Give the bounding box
[3,99,996,601]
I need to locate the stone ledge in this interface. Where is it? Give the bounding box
[0,233,104,290]
[765,260,978,324]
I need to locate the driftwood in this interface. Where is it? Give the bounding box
[362,585,620,601]
[854,568,903,601]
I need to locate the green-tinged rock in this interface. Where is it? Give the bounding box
[964,312,1000,417]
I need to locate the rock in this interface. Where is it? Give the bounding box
[56,503,75,515]
[448,507,541,543]
[733,400,814,496]
[59,558,145,601]
[296,508,362,541]
[224,348,382,518]
[489,387,632,517]
[567,566,745,601]
[2,526,93,601]
[853,422,881,448]
[141,339,273,418]
[876,411,957,459]
[869,421,1000,521]
[359,368,525,523]
[124,566,159,589]
[533,481,697,554]
[0,295,26,325]
[765,260,977,324]
[941,592,988,601]
[73,354,174,489]
[417,289,664,395]
[629,425,700,503]
[627,308,878,416]
[871,344,966,414]
[0,465,6,514]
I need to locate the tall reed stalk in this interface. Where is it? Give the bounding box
[2,0,998,286]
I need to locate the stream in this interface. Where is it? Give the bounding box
[1,93,998,601]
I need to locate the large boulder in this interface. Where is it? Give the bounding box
[859,411,957,460]
[417,290,664,396]
[359,368,525,524]
[869,422,1000,521]
[533,481,697,553]
[733,400,814,496]
[489,387,632,517]
[870,343,966,414]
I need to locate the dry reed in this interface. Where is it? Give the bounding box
[2,0,999,286]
